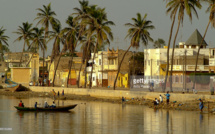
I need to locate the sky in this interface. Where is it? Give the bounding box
[0,0,214,56]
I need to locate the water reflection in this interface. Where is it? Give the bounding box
[0,95,215,134]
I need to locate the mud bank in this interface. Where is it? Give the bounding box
[1,89,215,113]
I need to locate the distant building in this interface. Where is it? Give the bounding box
[48,55,84,86]
[87,48,133,88]
[144,29,210,89]
[4,52,39,84]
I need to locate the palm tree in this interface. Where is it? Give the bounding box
[113,13,154,90]
[73,0,90,20]
[193,0,215,89]
[86,6,115,89]
[78,35,96,88]
[153,38,166,48]
[61,16,79,87]
[27,27,46,83]
[14,22,33,67]
[35,3,59,86]
[26,27,45,66]
[73,0,92,88]
[48,22,62,69]
[47,22,64,86]
[166,0,201,92]
[0,27,9,61]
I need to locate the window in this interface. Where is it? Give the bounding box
[99,59,101,65]
[93,77,95,81]
[99,74,102,79]
[175,75,179,83]
[109,59,114,65]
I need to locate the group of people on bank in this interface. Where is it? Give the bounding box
[153,91,204,112]
[153,91,170,106]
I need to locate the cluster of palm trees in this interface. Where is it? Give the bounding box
[163,0,215,92]
[11,1,115,88]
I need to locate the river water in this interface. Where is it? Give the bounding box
[0,95,215,134]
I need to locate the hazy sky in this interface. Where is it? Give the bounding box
[0,0,214,56]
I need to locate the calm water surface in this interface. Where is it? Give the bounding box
[0,95,215,134]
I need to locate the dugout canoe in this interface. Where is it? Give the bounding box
[14,104,77,111]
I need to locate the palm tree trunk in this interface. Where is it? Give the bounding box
[170,19,181,92]
[77,61,83,88]
[67,53,74,88]
[52,53,63,87]
[89,42,98,89]
[26,52,37,67]
[193,21,210,89]
[19,41,26,67]
[42,29,48,86]
[42,48,45,86]
[113,45,132,90]
[164,14,176,92]
[84,60,87,88]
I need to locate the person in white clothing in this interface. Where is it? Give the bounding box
[44,101,49,108]
[159,95,163,103]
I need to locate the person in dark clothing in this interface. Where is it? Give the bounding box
[199,99,204,112]
[35,102,38,109]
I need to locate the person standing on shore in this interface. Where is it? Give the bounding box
[52,89,56,100]
[199,99,204,112]
[165,91,170,104]
[35,102,38,109]
[62,89,64,96]
[159,95,163,103]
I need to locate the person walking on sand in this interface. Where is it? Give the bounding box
[199,99,204,112]
[165,91,170,104]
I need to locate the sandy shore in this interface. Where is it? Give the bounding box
[1,89,215,113]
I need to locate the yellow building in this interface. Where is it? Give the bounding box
[48,56,85,86]
[4,52,39,84]
[11,67,31,85]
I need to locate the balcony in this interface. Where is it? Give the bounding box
[169,65,209,71]
[108,54,117,59]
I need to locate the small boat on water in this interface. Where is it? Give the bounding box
[14,104,77,111]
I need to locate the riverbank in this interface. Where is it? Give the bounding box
[1,89,215,113]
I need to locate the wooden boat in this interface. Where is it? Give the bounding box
[5,84,20,92]
[14,104,77,111]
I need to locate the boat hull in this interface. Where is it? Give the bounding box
[14,104,77,111]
